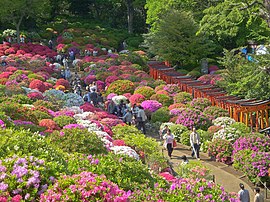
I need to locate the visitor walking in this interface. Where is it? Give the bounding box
[163,129,174,159]
[254,188,264,202]
[238,183,250,202]
[89,88,98,106]
[64,67,71,81]
[137,106,147,134]
[159,125,169,139]
[48,39,53,49]
[190,127,200,160]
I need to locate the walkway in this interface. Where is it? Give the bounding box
[149,133,270,201]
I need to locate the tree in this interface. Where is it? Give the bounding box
[143,10,215,67]
[218,49,270,99]
[0,0,50,43]
[198,0,270,49]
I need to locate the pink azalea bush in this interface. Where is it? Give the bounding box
[40,172,132,202]
[141,100,162,112]
[129,94,145,105]
[175,108,211,130]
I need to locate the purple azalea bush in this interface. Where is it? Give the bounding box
[141,100,162,112]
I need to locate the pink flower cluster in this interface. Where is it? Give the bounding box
[141,100,162,112]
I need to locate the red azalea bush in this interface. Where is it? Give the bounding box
[29,79,46,92]
[96,80,105,91]
[113,139,126,146]
[55,78,70,89]
[123,93,132,99]
[101,118,124,127]
[80,103,102,112]
[84,75,97,85]
[39,119,59,130]
[102,124,113,136]
[27,92,44,101]
[129,94,145,105]
[5,66,17,72]
[0,72,13,79]
[134,86,155,100]
[105,76,120,85]
[43,82,53,90]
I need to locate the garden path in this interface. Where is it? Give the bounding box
[150,134,269,201]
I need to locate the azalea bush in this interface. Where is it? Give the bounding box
[49,128,107,155]
[208,139,233,164]
[129,93,145,105]
[163,84,181,94]
[40,172,131,201]
[173,92,192,104]
[0,155,57,201]
[53,115,76,128]
[213,127,242,143]
[168,124,189,142]
[203,106,229,120]
[212,117,235,127]
[233,149,270,185]
[188,98,211,112]
[168,103,186,111]
[141,100,162,113]
[151,107,170,123]
[134,86,155,100]
[175,108,212,130]
[150,94,173,107]
[106,79,135,95]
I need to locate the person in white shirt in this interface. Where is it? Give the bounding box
[190,127,200,159]
[254,188,264,202]
[137,106,147,134]
[163,129,174,159]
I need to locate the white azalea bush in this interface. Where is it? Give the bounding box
[110,146,140,160]
[213,127,242,143]
[212,117,235,127]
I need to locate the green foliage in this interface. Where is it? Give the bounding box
[53,115,76,128]
[0,112,14,128]
[176,161,211,180]
[0,128,67,171]
[230,122,251,135]
[187,70,202,78]
[134,86,155,99]
[144,9,215,66]
[49,128,107,155]
[199,0,270,48]
[32,110,52,121]
[169,124,189,142]
[151,107,170,123]
[180,130,191,146]
[106,80,135,95]
[218,49,270,99]
[173,92,193,104]
[150,94,173,107]
[33,100,61,111]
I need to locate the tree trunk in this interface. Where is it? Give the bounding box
[15,15,24,44]
[126,0,134,34]
[264,0,270,27]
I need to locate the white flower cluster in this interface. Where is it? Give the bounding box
[64,106,83,114]
[110,146,140,160]
[213,127,241,142]
[212,117,235,127]
[74,112,94,120]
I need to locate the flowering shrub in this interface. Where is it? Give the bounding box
[207,125,222,136]
[55,78,70,89]
[168,103,186,111]
[175,108,211,130]
[29,79,46,92]
[84,74,96,85]
[203,106,229,120]
[129,94,145,105]
[141,100,162,113]
[173,92,192,104]
[208,139,233,164]
[100,118,124,127]
[233,149,270,184]
[233,135,270,154]
[0,155,56,200]
[134,86,155,100]
[0,119,6,129]
[111,146,140,160]
[113,139,126,146]
[169,124,189,142]
[63,123,85,129]
[40,172,131,201]
[131,178,239,201]
[63,93,84,107]
[39,119,59,130]
[213,127,241,143]
[49,128,107,155]
[27,92,44,101]
[212,117,235,127]
[106,80,135,95]
[188,98,211,112]
[105,75,119,85]
[150,94,173,107]
[163,84,180,94]
[53,115,76,128]
[156,90,169,96]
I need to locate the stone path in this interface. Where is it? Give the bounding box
[150,134,270,201]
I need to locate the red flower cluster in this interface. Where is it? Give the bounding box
[29,79,46,92]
